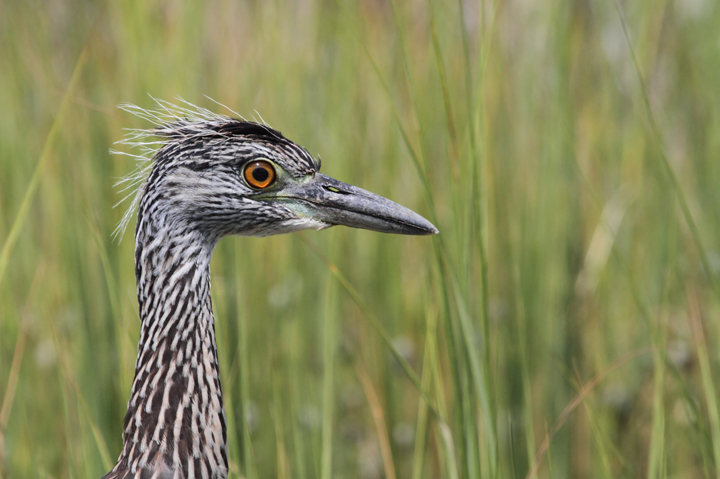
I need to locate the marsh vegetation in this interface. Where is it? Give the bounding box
[1,0,719,478]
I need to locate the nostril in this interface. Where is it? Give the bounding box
[324,185,349,195]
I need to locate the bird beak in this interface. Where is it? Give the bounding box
[273,173,438,235]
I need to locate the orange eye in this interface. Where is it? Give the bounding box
[244,160,276,189]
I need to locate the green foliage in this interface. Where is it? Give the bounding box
[1,0,720,477]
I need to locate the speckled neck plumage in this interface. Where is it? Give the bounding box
[105,190,227,479]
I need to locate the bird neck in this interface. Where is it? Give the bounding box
[109,220,228,479]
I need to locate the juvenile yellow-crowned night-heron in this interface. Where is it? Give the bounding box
[103,101,437,479]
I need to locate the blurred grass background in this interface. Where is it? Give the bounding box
[1,0,720,478]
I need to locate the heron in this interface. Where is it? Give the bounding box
[103,101,437,479]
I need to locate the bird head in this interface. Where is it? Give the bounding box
[130,113,438,241]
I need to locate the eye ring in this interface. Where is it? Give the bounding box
[243,160,276,189]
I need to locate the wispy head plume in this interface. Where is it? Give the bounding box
[111,96,263,241]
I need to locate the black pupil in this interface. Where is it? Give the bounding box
[252,166,269,182]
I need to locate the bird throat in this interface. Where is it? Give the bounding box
[107,223,228,479]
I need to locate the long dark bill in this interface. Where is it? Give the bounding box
[280,173,438,235]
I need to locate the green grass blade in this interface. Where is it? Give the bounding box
[0,46,89,288]
[689,291,720,478]
[320,232,338,479]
